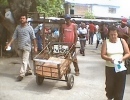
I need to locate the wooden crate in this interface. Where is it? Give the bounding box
[35,57,71,78]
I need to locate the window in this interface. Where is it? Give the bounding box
[70,4,74,15]
[109,8,116,14]
[87,5,92,12]
[70,9,74,14]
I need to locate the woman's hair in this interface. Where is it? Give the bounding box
[108,25,118,34]
[106,25,118,39]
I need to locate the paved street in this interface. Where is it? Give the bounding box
[0,40,130,100]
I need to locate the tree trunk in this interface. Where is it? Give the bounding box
[8,0,32,24]
[0,0,38,56]
[0,0,38,40]
[29,0,39,20]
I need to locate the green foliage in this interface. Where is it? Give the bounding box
[0,0,64,17]
[84,11,95,19]
[0,0,8,6]
[36,0,64,17]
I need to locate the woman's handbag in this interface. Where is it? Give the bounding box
[120,38,130,74]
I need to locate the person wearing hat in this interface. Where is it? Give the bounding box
[117,18,129,42]
[60,14,80,76]
[117,18,130,74]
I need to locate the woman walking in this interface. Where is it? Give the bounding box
[101,25,130,100]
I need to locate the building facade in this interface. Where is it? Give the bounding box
[92,4,120,19]
[64,3,92,18]
[64,1,121,19]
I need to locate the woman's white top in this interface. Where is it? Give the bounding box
[106,38,124,67]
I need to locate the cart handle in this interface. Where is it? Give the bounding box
[64,44,75,58]
[33,58,61,64]
[33,42,51,59]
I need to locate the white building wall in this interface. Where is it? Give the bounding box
[92,5,122,18]
[65,0,130,18]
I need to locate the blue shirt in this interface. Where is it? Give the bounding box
[12,24,36,51]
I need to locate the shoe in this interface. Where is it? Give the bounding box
[25,72,32,76]
[75,72,80,76]
[82,54,85,56]
[80,50,83,54]
[107,98,112,100]
[82,51,85,56]
[17,76,23,81]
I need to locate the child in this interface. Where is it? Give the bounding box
[96,30,101,49]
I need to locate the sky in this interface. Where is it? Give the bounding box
[65,0,130,18]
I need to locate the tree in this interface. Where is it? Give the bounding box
[0,0,38,38]
[0,0,8,6]
[36,0,64,17]
[0,0,38,55]
[0,0,64,38]
[84,11,95,19]
[0,0,65,52]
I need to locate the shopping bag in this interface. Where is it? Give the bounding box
[114,60,127,73]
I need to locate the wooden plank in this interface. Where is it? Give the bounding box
[36,70,58,78]
[35,57,72,78]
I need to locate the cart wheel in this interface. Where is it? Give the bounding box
[36,75,44,85]
[67,74,74,89]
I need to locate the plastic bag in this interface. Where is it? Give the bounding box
[114,60,127,73]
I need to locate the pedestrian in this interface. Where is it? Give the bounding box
[88,21,96,45]
[34,24,43,51]
[99,22,108,41]
[78,22,88,56]
[95,29,101,49]
[101,25,130,100]
[5,14,37,81]
[60,14,79,76]
[117,18,129,42]
[117,18,130,74]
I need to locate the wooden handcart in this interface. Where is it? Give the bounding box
[33,42,75,89]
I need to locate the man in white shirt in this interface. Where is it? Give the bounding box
[78,23,88,56]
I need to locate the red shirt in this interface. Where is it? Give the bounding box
[89,24,96,33]
[62,23,75,44]
[63,23,75,46]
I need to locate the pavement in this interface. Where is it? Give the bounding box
[0,40,130,100]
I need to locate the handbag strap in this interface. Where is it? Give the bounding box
[120,38,125,54]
